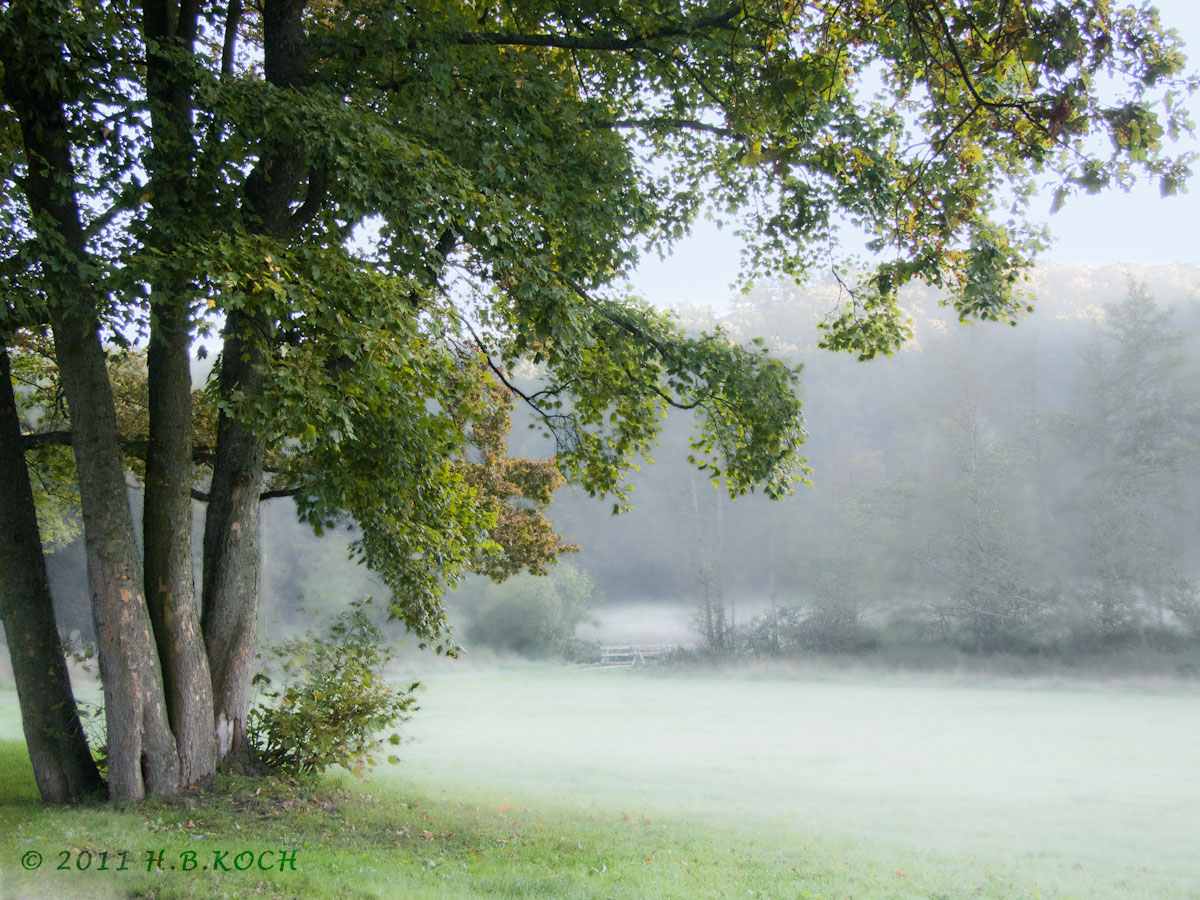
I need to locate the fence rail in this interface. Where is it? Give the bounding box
[581,644,674,668]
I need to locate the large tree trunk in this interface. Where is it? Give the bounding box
[2,5,180,802]
[0,345,103,804]
[145,302,215,786]
[202,313,267,761]
[141,0,217,788]
[51,310,182,802]
[203,0,311,764]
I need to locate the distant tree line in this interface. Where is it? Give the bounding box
[538,272,1200,663]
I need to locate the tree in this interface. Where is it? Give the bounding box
[0,0,1192,802]
[927,372,1049,651]
[0,342,101,803]
[7,337,577,750]
[1072,284,1198,641]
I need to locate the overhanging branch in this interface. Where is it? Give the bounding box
[259,487,299,501]
[22,430,215,464]
[191,485,298,503]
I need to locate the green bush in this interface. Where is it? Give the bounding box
[463,563,595,659]
[247,599,419,777]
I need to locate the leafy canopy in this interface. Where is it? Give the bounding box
[0,0,1192,643]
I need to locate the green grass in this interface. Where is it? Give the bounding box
[2,668,1197,899]
[0,739,1005,900]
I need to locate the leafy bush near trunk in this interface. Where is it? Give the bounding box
[247,600,418,777]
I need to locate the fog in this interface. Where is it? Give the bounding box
[307,263,1200,895]
[18,262,1200,896]
[386,665,1200,898]
[421,264,1200,672]
[39,263,1200,666]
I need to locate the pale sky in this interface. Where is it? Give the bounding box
[631,0,1200,309]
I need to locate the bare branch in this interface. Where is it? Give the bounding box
[259,487,299,500]
[22,429,215,465]
[455,6,740,52]
[19,430,74,450]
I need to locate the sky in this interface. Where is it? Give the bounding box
[630,0,1200,310]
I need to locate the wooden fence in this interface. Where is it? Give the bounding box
[582,644,674,668]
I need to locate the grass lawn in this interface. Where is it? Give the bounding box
[1,667,1197,898]
[0,739,1007,900]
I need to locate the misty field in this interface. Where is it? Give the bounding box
[388,665,1200,897]
[2,666,1199,898]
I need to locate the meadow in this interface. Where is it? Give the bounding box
[1,665,1198,898]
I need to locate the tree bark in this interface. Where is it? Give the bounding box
[145,301,215,785]
[0,344,103,804]
[202,312,267,760]
[141,0,217,787]
[2,3,180,802]
[52,315,182,803]
[203,0,311,764]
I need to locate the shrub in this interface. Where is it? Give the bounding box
[739,602,874,656]
[74,699,107,778]
[463,563,595,658]
[247,599,418,777]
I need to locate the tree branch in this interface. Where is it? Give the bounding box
[287,162,329,233]
[22,429,215,464]
[921,3,1025,112]
[455,6,740,52]
[259,487,299,500]
[451,313,580,452]
[190,485,298,503]
[563,278,719,412]
[19,430,77,450]
[604,117,740,139]
[919,3,1086,160]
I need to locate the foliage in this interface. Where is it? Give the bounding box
[6,331,219,494]
[4,333,81,549]
[462,563,596,659]
[741,596,875,656]
[75,699,107,780]
[247,600,419,777]
[3,0,1191,654]
[59,631,108,774]
[8,327,576,645]
[459,377,577,581]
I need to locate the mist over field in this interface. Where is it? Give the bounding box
[386,665,1200,899]
[39,263,1200,659]
[291,263,1200,896]
[8,2,1200,896]
[6,262,1200,898]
